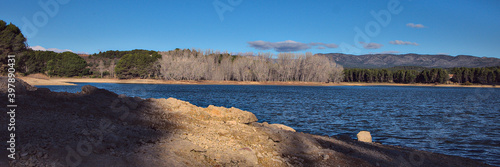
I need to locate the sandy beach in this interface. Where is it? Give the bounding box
[17,76,498,88]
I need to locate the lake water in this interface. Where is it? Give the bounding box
[38,83,500,166]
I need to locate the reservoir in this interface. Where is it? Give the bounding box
[38,83,500,166]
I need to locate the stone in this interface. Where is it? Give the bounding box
[81,85,98,94]
[357,131,372,143]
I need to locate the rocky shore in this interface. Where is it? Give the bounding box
[0,77,492,166]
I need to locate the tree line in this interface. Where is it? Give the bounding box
[17,50,89,77]
[345,68,446,84]
[344,68,450,84]
[10,46,345,83]
[89,49,161,59]
[344,67,500,85]
[450,67,500,84]
[157,49,344,82]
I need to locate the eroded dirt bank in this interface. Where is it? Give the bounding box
[0,77,492,166]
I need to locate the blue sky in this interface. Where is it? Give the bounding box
[1,0,499,58]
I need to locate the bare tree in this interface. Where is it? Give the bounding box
[109,60,116,78]
[98,60,105,78]
[253,53,271,81]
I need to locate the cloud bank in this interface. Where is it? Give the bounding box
[247,40,338,52]
[406,23,425,28]
[30,45,87,54]
[247,40,310,52]
[389,40,419,46]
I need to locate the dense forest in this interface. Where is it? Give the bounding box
[18,50,89,77]
[1,19,499,85]
[344,67,500,85]
[84,49,161,79]
[343,68,449,84]
[449,67,500,85]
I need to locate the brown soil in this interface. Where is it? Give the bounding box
[0,77,493,166]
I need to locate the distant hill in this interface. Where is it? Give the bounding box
[317,53,500,68]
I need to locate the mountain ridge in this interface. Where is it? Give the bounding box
[317,53,500,68]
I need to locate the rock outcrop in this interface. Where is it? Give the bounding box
[0,77,37,94]
[0,77,492,166]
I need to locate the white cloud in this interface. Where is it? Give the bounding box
[30,45,88,54]
[316,46,326,49]
[389,40,419,46]
[359,42,383,49]
[406,23,425,28]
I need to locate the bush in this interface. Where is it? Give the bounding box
[462,81,473,85]
[102,71,109,76]
[46,52,87,77]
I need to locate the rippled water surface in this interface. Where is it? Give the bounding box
[38,83,500,166]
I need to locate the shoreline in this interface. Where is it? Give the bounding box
[18,76,499,88]
[1,77,493,166]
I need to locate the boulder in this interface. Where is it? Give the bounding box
[357,131,372,143]
[0,77,37,94]
[156,97,258,123]
[81,85,99,94]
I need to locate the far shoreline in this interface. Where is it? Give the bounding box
[17,76,499,88]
